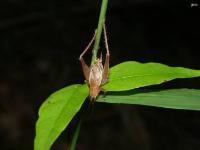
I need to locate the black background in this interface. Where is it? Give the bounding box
[0,0,200,150]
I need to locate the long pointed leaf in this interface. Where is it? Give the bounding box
[103,61,200,91]
[97,89,200,110]
[34,84,89,150]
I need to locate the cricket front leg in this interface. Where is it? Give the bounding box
[102,24,110,84]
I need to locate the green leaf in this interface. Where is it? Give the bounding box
[34,84,89,150]
[103,61,200,91]
[97,89,200,110]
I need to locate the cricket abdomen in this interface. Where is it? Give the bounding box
[89,84,100,99]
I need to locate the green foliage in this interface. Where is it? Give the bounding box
[103,61,200,91]
[34,0,200,148]
[97,89,200,110]
[34,84,88,150]
[34,61,200,150]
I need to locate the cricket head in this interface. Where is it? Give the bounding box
[89,84,101,100]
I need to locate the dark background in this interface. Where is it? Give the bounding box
[0,0,200,150]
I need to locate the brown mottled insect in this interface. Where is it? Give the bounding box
[79,25,110,101]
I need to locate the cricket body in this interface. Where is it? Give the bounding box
[79,24,110,101]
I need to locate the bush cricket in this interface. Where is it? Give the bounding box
[79,25,110,102]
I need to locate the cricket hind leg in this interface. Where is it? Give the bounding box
[79,32,96,81]
[79,32,96,59]
[102,24,110,84]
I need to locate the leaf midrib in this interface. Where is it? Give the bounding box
[109,72,197,81]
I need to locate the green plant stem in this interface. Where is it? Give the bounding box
[69,118,82,150]
[70,0,109,149]
[91,0,108,64]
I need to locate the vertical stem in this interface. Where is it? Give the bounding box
[91,0,108,64]
[70,0,109,149]
[69,119,82,150]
